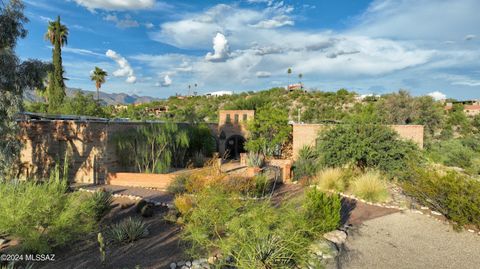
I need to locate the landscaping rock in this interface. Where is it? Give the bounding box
[170,263,177,269]
[140,203,154,218]
[310,239,338,258]
[323,230,347,245]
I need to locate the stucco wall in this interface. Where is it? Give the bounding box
[218,110,255,156]
[292,124,424,160]
[18,120,218,184]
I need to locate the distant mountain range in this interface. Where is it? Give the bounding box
[24,88,161,105]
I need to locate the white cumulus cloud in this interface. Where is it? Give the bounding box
[256,71,271,78]
[428,91,447,101]
[104,14,139,28]
[106,49,136,83]
[161,74,172,87]
[74,0,155,11]
[205,33,230,62]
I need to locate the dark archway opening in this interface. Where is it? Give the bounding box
[225,135,246,159]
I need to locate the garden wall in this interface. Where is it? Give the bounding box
[18,120,218,184]
[292,124,424,160]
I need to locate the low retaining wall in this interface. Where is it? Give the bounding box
[107,172,177,190]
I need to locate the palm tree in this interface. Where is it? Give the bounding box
[45,16,69,47]
[287,68,292,89]
[298,73,303,83]
[90,67,108,101]
[44,16,69,111]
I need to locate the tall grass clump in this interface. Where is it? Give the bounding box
[350,171,389,202]
[315,167,346,192]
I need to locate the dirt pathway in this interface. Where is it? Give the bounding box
[342,211,480,269]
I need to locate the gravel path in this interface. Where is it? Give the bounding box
[343,211,480,269]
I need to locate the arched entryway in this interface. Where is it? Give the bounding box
[225,135,246,159]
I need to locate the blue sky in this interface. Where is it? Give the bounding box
[16,0,480,99]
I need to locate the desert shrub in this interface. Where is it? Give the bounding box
[403,169,480,229]
[107,217,149,244]
[253,174,274,197]
[315,167,346,192]
[181,187,341,266]
[0,178,97,253]
[181,187,243,255]
[426,137,480,175]
[167,174,191,194]
[350,171,389,202]
[218,202,312,268]
[174,194,195,216]
[191,151,205,168]
[87,189,113,221]
[302,188,341,234]
[293,146,321,181]
[317,124,421,180]
[246,152,265,168]
[112,122,189,173]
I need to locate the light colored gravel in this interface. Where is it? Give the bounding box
[343,211,480,269]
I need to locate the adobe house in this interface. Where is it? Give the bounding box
[217,110,255,159]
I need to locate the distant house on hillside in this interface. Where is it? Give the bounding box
[205,91,233,97]
[286,83,304,92]
[445,100,480,116]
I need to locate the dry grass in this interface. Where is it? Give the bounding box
[350,170,390,203]
[315,167,346,192]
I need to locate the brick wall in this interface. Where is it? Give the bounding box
[292,124,424,160]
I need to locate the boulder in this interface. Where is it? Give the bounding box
[323,230,347,245]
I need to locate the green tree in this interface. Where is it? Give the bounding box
[245,106,292,156]
[317,123,422,180]
[61,92,110,117]
[0,0,50,175]
[376,90,416,124]
[90,67,107,101]
[45,16,68,112]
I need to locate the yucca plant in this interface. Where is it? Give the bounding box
[107,217,149,244]
[89,189,113,221]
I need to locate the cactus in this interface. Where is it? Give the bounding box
[98,232,106,265]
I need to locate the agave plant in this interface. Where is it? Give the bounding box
[107,217,149,244]
[246,152,265,168]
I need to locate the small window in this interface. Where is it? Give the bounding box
[225,114,231,124]
[243,114,248,121]
[234,114,239,124]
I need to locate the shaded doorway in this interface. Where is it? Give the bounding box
[225,135,246,159]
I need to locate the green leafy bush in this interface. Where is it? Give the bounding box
[403,169,480,229]
[426,136,480,175]
[350,171,390,202]
[317,124,421,180]
[107,217,149,244]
